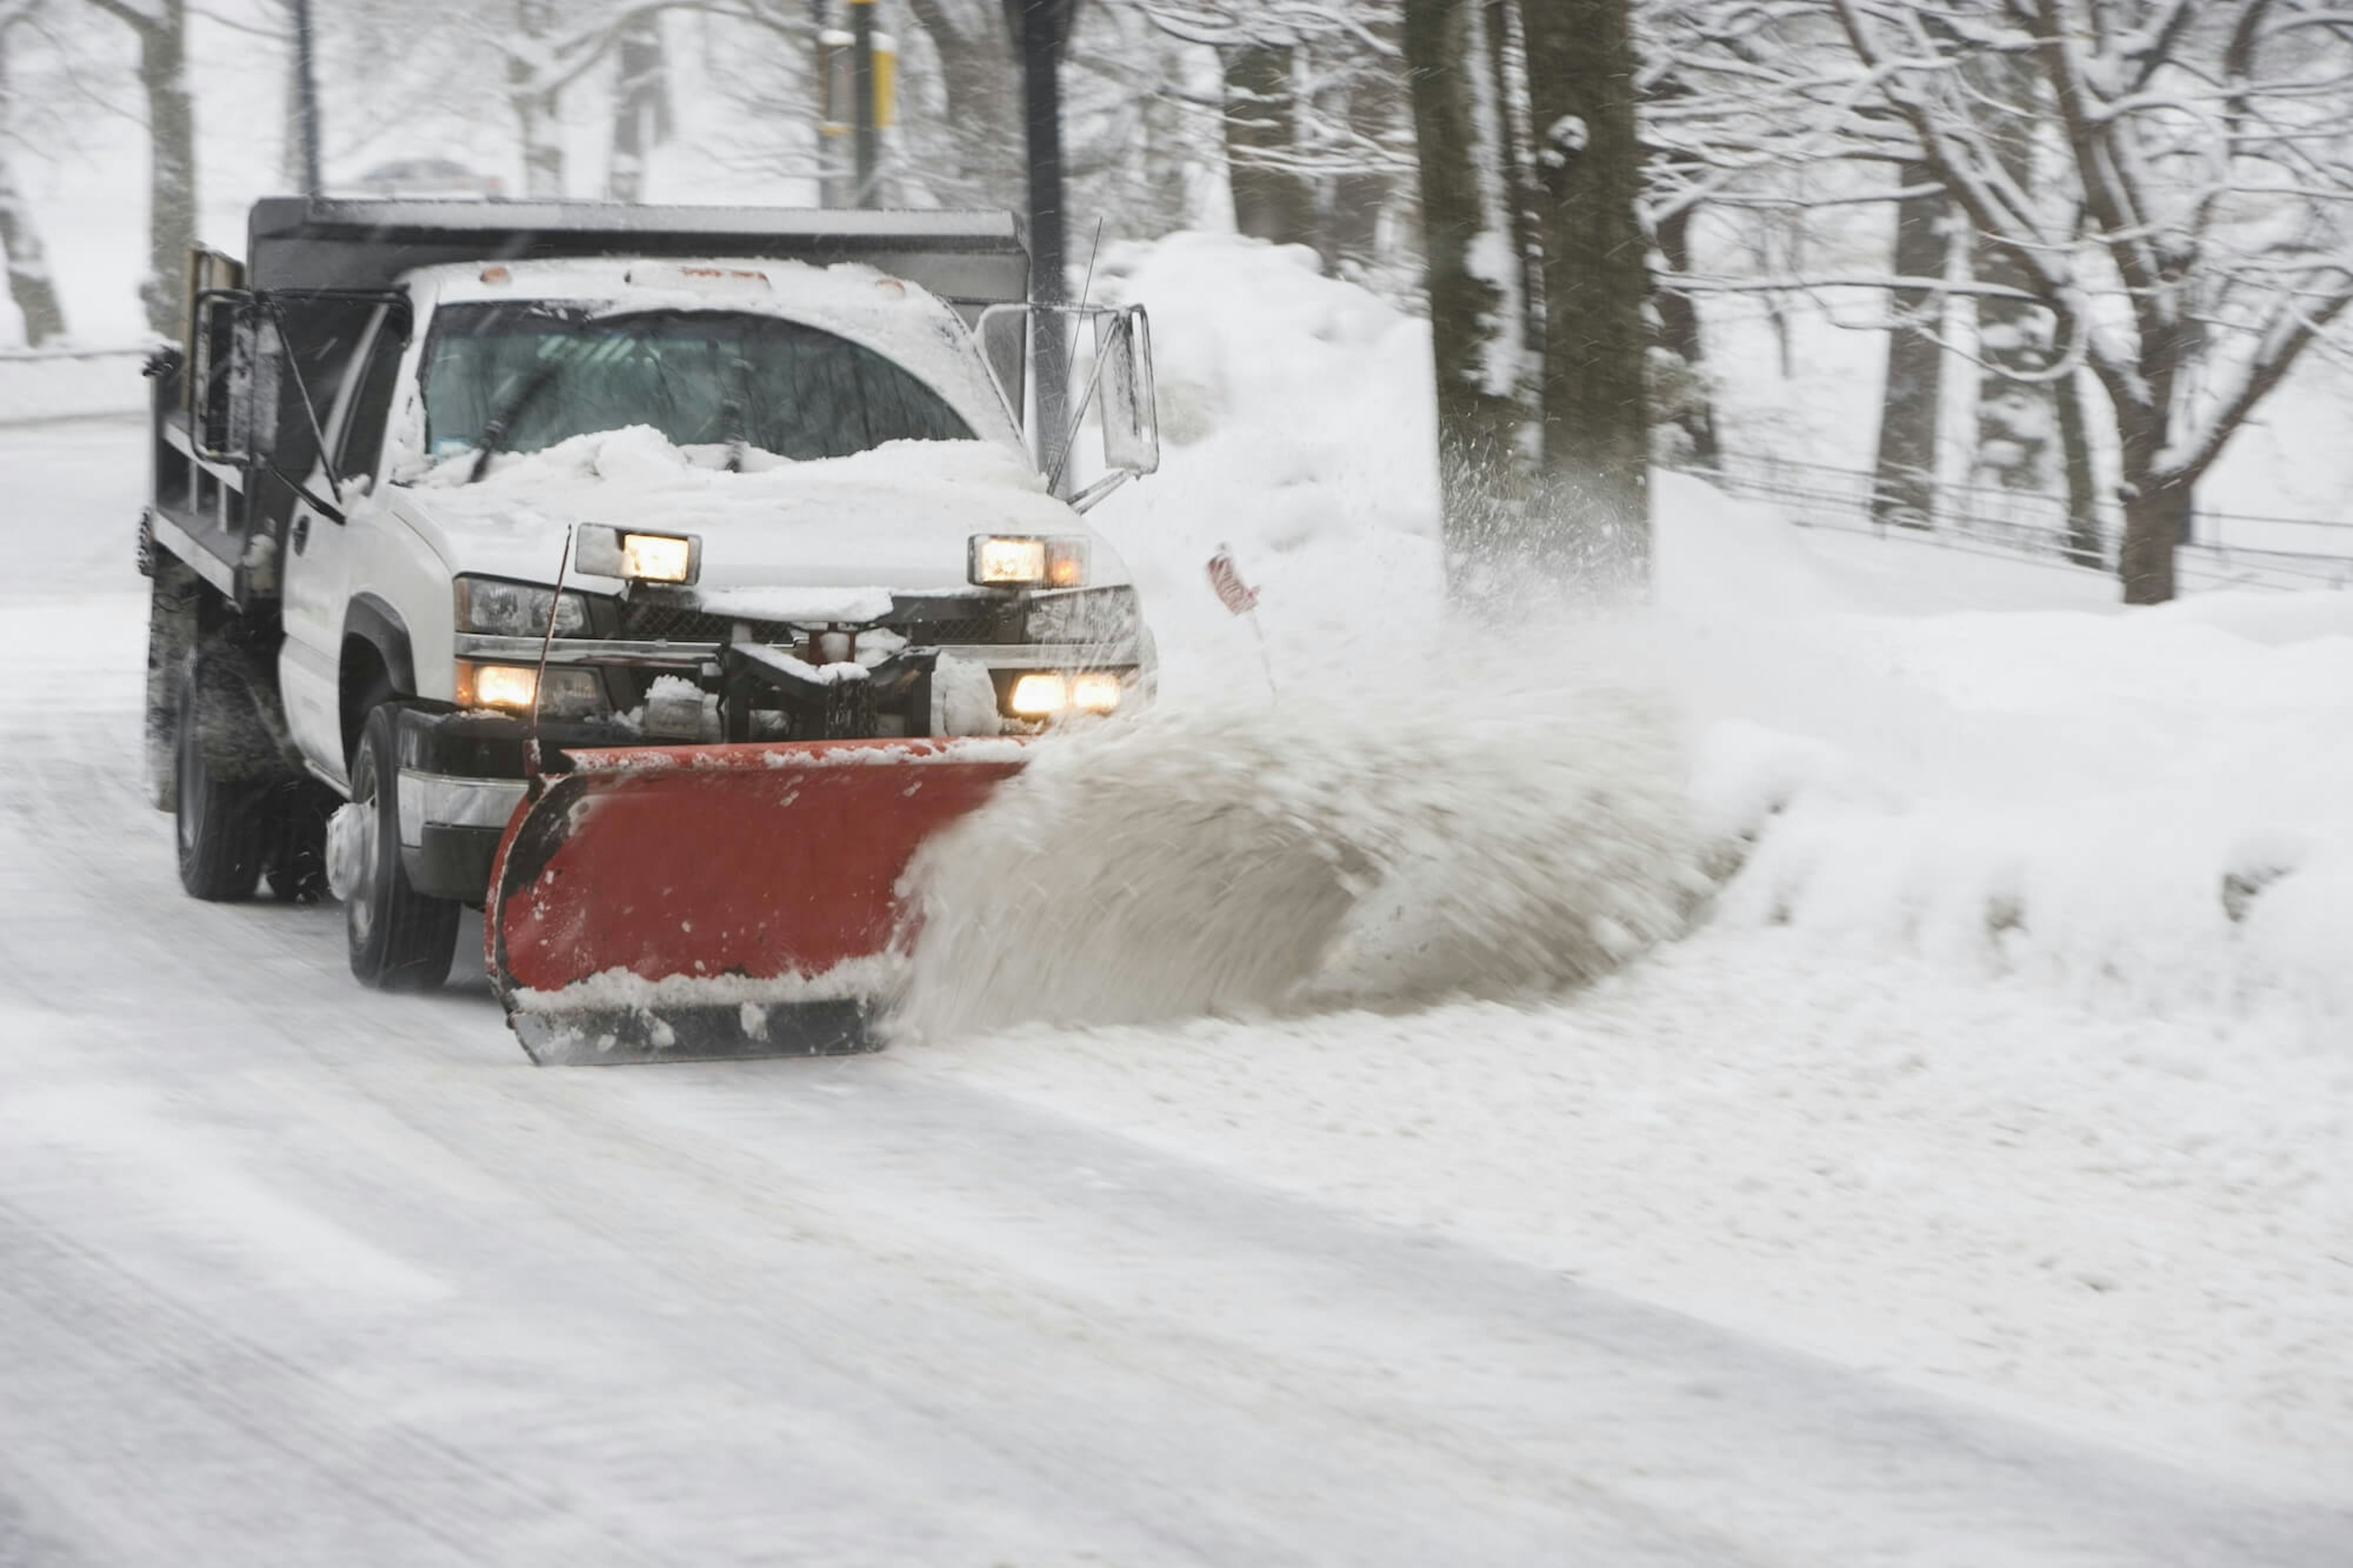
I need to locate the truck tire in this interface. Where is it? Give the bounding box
[174,656,266,900]
[265,781,338,904]
[144,559,201,812]
[345,702,460,991]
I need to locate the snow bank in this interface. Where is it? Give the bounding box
[1082,235,1445,700]
[1664,560,2353,1029]
[0,348,148,425]
[1047,233,2353,1034]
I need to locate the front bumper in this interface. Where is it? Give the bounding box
[390,708,582,903]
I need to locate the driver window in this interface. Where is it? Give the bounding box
[337,305,409,485]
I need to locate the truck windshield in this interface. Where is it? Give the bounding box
[420,303,976,466]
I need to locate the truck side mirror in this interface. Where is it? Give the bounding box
[190,290,280,466]
[1093,306,1159,477]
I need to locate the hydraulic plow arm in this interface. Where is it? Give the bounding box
[487,738,1026,1064]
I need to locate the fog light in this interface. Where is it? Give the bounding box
[1007,672,1068,717]
[1070,671,1121,714]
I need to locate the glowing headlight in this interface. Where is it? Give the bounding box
[1070,672,1122,714]
[969,535,1088,588]
[577,524,700,584]
[1006,672,1068,717]
[453,576,591,637]
[457,661,605,718]
[463,662,539,711]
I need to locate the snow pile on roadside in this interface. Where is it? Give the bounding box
[1083,234,1444,699]
[893,669,1702,1040]
[1057,233,2353,1034]
[1651,487,2353,1030]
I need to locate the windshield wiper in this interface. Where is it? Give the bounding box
[468,362,560,483]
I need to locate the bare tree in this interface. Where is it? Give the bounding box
[1871,161,1946,528]
[1132,0,1415,271]
[1523,0,1651,578]
[1835,0,2353,603]
[80,0,191,335]
[1400,0,1534,586]
[0,0,69,344]
[606,11,671,200]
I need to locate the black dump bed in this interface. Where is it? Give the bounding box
[245,198,1030,308]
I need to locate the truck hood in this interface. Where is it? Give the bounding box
[388,428,1126,607]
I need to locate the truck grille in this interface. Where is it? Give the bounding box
[618,599,1021,647]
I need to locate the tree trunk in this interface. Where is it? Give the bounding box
[0,26,67,346]
[1870,162,1944,528]
[2056,367,2101,567]
[510,0,564,199]
[136,0,197,338]
[1965,48,2055,493]
[1519,0,1650,585]
[2119,477,2184,605]
[1400,0,1531,592]
[1221,42,1313,247]
[1311,35,1400,275]
[0,156,67,347]
[1012,0,1078,489]
[1135,25,1191,233]
[1653,201,1716,468]
[906,0,1022,209]
[606,14,669,201]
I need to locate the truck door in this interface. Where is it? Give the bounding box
[280,300,406,787]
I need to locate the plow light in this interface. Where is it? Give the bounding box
[970,534,1087,588]
[577,524,700,584]
[1006,672,1068,717]
[1070,672,1122,714]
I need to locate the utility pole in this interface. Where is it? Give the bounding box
[851,0,878,206]
[292,0,324,196]
[1004,0,1078,488]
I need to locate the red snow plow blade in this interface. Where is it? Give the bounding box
[486,738,1026,1065]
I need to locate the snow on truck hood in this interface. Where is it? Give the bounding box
[390,426,1129,600]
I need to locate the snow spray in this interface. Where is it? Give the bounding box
[889,670,1705,1040]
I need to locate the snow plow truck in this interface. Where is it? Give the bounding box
[139,199,1161,1063]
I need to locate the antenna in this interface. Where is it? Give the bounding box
[525,528,575,796]
[1045,217,1112,496]
[1076,215,1106,309]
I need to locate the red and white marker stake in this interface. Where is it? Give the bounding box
[1207,544,1276,694]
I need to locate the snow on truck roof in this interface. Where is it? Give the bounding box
[244,197,1030,306]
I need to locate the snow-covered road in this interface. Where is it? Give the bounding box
[2,419,2346,1565]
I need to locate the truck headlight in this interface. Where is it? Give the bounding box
[457,661,606,718]
[453,577,591,637]
[970,534,1087,588]
[577,524,700,584]
[1025,586,1139,645]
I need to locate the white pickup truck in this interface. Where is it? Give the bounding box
[143,199,1158,993]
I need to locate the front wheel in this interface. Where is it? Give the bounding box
[343,703,460,991]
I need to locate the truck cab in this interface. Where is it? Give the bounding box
[142,199,1159,993]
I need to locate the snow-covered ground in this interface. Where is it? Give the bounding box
[1020,235,2353,1496]
[2,238,2350,1562]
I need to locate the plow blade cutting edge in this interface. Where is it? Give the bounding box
[486,738,1027,1065]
